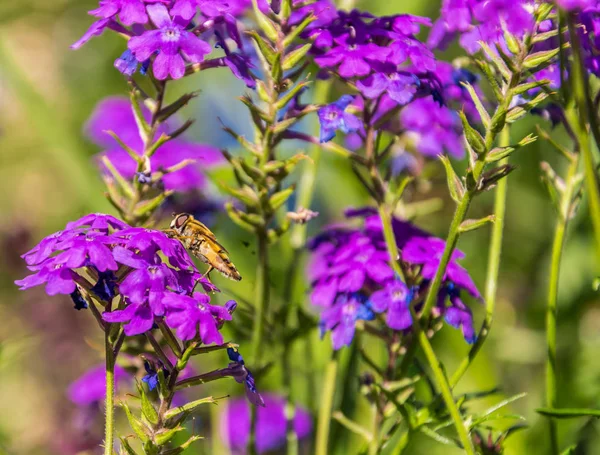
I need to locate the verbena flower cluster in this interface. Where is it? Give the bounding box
[308,208,480,349]
[15,213,234,342]
[72,0,254,82]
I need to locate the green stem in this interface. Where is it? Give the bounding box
[378,205,406,282]
[315,352,339,455]
[248,231,270,455]
[104,329,115,455]
[450,126,511,387]
[566,13,600,264]
[419,333,476,454]
[368,403,380,455]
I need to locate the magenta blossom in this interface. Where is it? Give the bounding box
[127,4,212,79]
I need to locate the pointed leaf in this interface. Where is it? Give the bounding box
[332,411,373,441]
[461,82,490,127]
[282,44,312,71]
[252,0,278,42]
[283,13,316,48]
[137,382,159,425]
[154,426,186,446]
[536,408,600,419]
[523,48,561,69]
[269,186,295,211]
[120,402,151,443]
[459,111,486,155]
[459,215,495,233]
[439,155,465,203]
[246,30,277,65]
[120,437,139,455]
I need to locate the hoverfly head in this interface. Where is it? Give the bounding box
[171,213,191,232]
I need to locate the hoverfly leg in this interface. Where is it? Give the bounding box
[192,266,215,292]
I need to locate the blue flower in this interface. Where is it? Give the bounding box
[317,95,361,143]
[142,361,160,391]
[91,271,117,301]
[70,289,88,311]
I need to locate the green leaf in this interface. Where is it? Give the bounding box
[256,80,272,103]
[222,126,260,155]
[130,91,151,144]
[157,92,199,122]
[523,48,561,69]
[133,191,172,218]
[536,408,600,419]
[479,164,516,192]
[137,382,159,425]
[246,30,277,65]
[154,426,186,446]
[486,133,537,163]
[332,411,373,441]
[105,131,142,164]
[540,161,564,216]
[101,156,136,200]
[282,44,312,70]
[474,58,503,101]
[419,426,459,448]
[251,0,278,42]
[513,79,551,95]
[271,52,283,82]
[218,182,260,208]
[479,42,511,80]
[504,31,521,54]
[161,436,203,455]
[269,186,295,211]
[120,402,151,443]
[283,13,316,48]
[458,111,486,155]
[275,81,311,110]
[459,215,495,234]
[460,82,490,127]
[477,393,527,422]
[120,438,139,455]
[225,202,261,232]
[439,155,465,203]
[505,91,552,123]
[165,396,219,419]
[280,0,292,19]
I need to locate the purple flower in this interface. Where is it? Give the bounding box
[428,0,534,53]
[369,280,412,330]
[90,0,164,26]
[68,364,130,406]
[356,71,420,105]
[307,208,480,348]
[317,95,361,143]
[127,4,212,80]
[86,97,223,191]
[15,214,128,297]
[220,394,312,453]
[227,348,265,407]
[163,292,231,343]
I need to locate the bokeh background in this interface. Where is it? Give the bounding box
[1,0,600,454]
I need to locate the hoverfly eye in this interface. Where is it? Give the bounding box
[175,214,189,228]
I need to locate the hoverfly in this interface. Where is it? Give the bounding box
[165,213,242,281]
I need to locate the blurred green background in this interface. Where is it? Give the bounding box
[1,0,600,454]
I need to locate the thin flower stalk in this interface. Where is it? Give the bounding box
[451,126,511,387]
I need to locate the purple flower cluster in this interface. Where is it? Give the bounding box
[307,208,480,349]
[15,213,236,343]
[399,63,481,159]
[428,0,534,53]
[319,62,481,160]
[577,5,600,77]
[220,394,312,453]
[87,97,223,192]
[72,0,252,82]
[304,5,435,104]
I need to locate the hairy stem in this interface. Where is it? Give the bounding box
[315,352,339,455]
[104,328,115,455]
[451,126,511,386]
